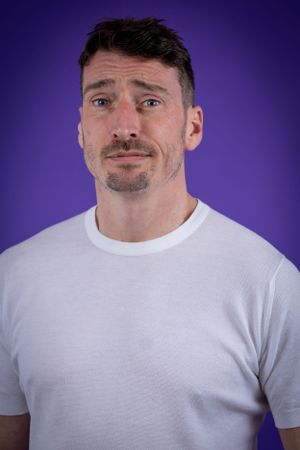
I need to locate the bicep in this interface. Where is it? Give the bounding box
[0,413,30,450]
[279,427,300,450]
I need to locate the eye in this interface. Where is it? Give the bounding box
[91,98,109,107]
[142,98,161,107]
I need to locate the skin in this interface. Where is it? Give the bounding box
[0,413,30,450]
[279,428,300,450]
[77,50,300,445]
[78,51,203,242]
[1,51,299,449]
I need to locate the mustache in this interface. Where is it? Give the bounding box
[102,139,157,158]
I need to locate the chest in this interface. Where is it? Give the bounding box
[9,265,261,411]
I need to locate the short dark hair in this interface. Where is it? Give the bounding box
[78,17,195,107]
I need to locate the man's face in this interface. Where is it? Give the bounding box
[78,51,202,194]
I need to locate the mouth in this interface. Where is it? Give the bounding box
[108,151,151,162]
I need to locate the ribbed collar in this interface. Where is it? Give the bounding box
[85,199,210,256]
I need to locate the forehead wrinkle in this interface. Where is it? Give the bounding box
[129,79,170,96]
[83,78,115,97]
[82,53,182,101]
[83,77,171,99]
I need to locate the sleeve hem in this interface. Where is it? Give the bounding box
[273,409,300,429]
[0,393,29,415]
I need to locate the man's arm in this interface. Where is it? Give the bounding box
[279,427,300,450]
[0,414,30,450]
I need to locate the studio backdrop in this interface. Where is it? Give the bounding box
[1,1,299,449]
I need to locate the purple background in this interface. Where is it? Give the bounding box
[1,0,299,447]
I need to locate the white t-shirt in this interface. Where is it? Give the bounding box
[0,200,299,450]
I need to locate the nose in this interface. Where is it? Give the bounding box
[111,99,140,140]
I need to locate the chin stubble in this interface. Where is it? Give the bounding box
[102,139,155,193]
[106,170,150,192]
[83,127,187,193]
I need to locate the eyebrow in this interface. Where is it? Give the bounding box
[83,78,170,98]
[83,79,115,97]
[130,79,170,96]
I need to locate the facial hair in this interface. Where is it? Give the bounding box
[82,126,186,193]
[102,139,157,192]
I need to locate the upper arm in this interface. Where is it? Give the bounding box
[259,259,300,428]
[0,414,30,450]
[279,427,300,450]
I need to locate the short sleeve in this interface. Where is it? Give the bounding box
[259,257,300,428]
[0,255,29,415]
[0,333,29,414]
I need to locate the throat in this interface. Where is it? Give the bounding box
[95,194,197,242]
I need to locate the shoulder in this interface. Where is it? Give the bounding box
[198,206,294,284]
[0,208,91,277]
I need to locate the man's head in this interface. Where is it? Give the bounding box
[79,17,195,108]
[77,18,202,196]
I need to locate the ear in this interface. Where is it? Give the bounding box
[184,106,203,151]
[78,107,84,149]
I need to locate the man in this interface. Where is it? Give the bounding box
[0,17,299,450]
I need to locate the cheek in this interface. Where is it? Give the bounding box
[148,118,184,152]
[82,122,97,141]
[82,113,105,138]
[146,119,171,145]
[82,124,106,154]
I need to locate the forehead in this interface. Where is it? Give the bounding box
[82,51,181,93]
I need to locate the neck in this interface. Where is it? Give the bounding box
[95,184,197,243]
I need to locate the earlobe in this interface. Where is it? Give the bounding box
[78,106,84,148]
[185,106,203,151]
[78,121,84,149]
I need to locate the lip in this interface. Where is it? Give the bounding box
[109,151,150,157]
[108,152,151,162]
[109,155,150,163]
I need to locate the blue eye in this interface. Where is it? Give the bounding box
[143,99,160,107]
[92,98,109,107]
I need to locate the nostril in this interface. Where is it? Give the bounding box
[112,129,139,139]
